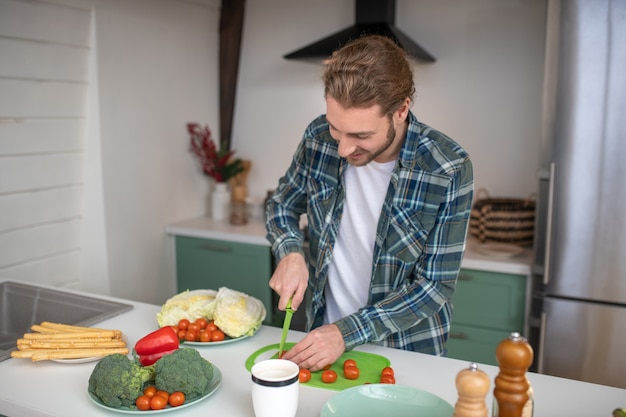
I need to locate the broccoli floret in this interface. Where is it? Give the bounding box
[88,353,154,408]
[154,348,213,401]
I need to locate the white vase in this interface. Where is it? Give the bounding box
[211,182,230,221]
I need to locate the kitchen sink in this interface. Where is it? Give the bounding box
[0,281,133,362]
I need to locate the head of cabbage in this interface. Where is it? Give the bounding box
[213,288,266,338]
[156,287,266,338]
[156,289,217,327]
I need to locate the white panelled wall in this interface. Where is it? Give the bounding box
[0,0,546,305]
[0,0,220,303]
[0,0,92,289]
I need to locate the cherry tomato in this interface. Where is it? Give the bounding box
[185,330,198,342]
[211,330,225,342]
[321,370,337,384]
[187,323,200,334]
[298,368,312,383]
[177,329,186,340]
[143,386,157,398]
[380,375,396,384]
[199,329,212,342]
[136,395,151,411]
[150,395,168,410]
[155,390,169,401]
[322,364,332,371]
[343,366,360,380]
[194,318,208,329]
[177,319,190,330]
[343,359,357,369]
[206,322,218,332]
[381,366,395,377]
[168,391,185,407]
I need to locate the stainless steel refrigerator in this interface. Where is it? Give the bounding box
[529,0,626,389]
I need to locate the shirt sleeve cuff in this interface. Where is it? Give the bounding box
[273,238,305,263]
[334,314,373,351]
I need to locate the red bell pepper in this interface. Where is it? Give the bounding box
[136,348,178,366]
[134,326,179,366]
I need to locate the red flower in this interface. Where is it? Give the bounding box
[187,123,243,182]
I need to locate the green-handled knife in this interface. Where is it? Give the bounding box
[278,298,294,357]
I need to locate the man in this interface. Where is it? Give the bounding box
[265,35,474,372]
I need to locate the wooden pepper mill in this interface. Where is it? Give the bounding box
[492,332,534,417]
[454,362,490,417]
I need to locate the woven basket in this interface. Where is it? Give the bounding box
[469,189,536,247]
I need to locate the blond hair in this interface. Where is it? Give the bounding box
[322,35,415,116]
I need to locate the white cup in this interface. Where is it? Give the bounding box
[251,359,299,417]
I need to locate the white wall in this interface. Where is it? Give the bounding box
[233,0,546,201]
[0,0,93,289]
[0,0,220,304]
[91,0,220,303]
[1,0,547,305]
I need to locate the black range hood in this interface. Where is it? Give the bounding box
[284,0,435,62]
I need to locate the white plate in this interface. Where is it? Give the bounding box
[52,356,102,364]
[88,365,221,414]
[321,384,453,417]
[182,334,248,346]
[475,242,524,259]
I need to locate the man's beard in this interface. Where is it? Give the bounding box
[346,120,396,167]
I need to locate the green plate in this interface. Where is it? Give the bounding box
[321,384,453,417]
[88,366,222,414]
[245,343,390,391]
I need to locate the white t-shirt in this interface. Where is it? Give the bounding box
[324,159,396,324]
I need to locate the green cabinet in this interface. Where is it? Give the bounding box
[174,236,275,325]
[447,268,527,365]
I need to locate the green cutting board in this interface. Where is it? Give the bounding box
[245,343,391,391]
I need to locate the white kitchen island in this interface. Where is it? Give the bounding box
[0,283,624,417]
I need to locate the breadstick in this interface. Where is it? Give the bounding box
[13,322,127,362]
[23,330,120,340]
[32,347,129,362]
[18,338,118,346]
[29,325,62,334]
[31,321,122,339]
[37,322,122,337]
[30,324,113,335]
[17,340,126,349]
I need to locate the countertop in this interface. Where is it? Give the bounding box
[1,281,624,417]
[166,217,533,275]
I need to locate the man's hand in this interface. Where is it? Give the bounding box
[281,324,345,372]
[269,252,308,311]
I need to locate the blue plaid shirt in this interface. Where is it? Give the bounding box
[266,111,474,355]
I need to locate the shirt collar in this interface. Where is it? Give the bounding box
[397,110,422,169]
